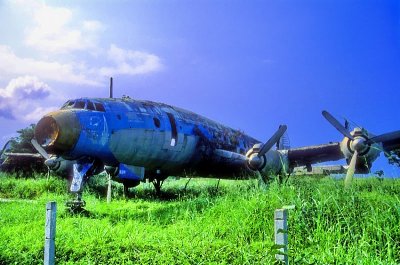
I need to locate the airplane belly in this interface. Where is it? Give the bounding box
[109,128,198,170]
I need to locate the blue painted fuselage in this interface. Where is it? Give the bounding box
[62,98,260,179]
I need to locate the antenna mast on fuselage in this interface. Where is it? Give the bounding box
[109,77,113,99]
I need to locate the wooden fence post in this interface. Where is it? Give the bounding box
[274,208,288,264]
[44,201,56,265]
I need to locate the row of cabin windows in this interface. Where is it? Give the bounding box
[61,100,105,112]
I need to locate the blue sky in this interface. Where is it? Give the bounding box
[0,0,399,175]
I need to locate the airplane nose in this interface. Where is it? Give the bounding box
[35,111,81,152]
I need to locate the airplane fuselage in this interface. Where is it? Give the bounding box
[36,97,260,179]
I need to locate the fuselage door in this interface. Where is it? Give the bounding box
[163,112,184,151]
[167,112,178,147]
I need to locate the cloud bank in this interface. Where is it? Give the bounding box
[0,45,101,86]
[0,76,57,121]
[0,1,164,124]
[100,44,163,76]
[25,4,103,54]
[2,1,163,87]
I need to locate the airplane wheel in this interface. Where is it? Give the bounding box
[122,180,140,198]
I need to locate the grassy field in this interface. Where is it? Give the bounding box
[0,173,400,264]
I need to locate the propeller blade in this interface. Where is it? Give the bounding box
[366,130,400,144]
[30,139,50,160]
[322,111,354,140]
[258,125,287,157]
[345,150,358,188]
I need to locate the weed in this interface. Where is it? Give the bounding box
[0,174,399,264]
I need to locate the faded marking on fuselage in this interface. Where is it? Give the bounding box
[101,115,109,145]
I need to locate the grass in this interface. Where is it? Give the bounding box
[0,173,400,264]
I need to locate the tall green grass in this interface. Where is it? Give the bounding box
[0,173,399,264]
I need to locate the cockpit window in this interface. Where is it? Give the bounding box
[86,101,95,111]
[60,100,74,109]
[61,102,68,109]
[94,103,105,112]
[74,101,85,109]
[60,99,105,112]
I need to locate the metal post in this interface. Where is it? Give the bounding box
[109,77,113,98]
[274,208,288,264]
[44,201,56,265]
[107,174,112,203]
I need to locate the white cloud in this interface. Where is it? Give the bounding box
[24,3,103,53]
[83,20,103,31]
[1,1,163,93]
[24,106,57,122]
[0,45,101,86]
[0,76,58,122]
[0,45,162,86]
[99,44,163,76]
[0,75,50,98]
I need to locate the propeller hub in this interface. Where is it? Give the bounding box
[44,157,60,170]
[350,137,367,153]
[248,153,264,170]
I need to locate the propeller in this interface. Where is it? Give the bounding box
[31,139,50,160]
[31,138,52,177]
[258,125,288,157]
[247,125,287,170]
[322,111,354,140]
[31,138,66,178]
[322,110,400,186]
[345,150,357,187]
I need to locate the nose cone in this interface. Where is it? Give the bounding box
[35,111,81,152]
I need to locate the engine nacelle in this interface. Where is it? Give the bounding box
[246,143,289,176]
[340,128,381,173]
[105,163,144,188]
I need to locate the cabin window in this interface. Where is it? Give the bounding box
[74,100,85,109]
[94,103,105,112]
[167,113,178,146]
[86,101,95,111]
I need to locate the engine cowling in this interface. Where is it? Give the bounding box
[246,143,289,176]
[340,128,381,173]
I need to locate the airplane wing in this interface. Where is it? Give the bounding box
[287,142,344,169]
[214,149,248,167]
[208,149,251,178]
[0,152,46,173]
[3,152,43,158]
[380,132,400,152]
[2,152,44,166]
[212,142,345,176]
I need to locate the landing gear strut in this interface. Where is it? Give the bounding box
[66,193,86,214]
[152,178,164,194]
[123,184,129,198]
